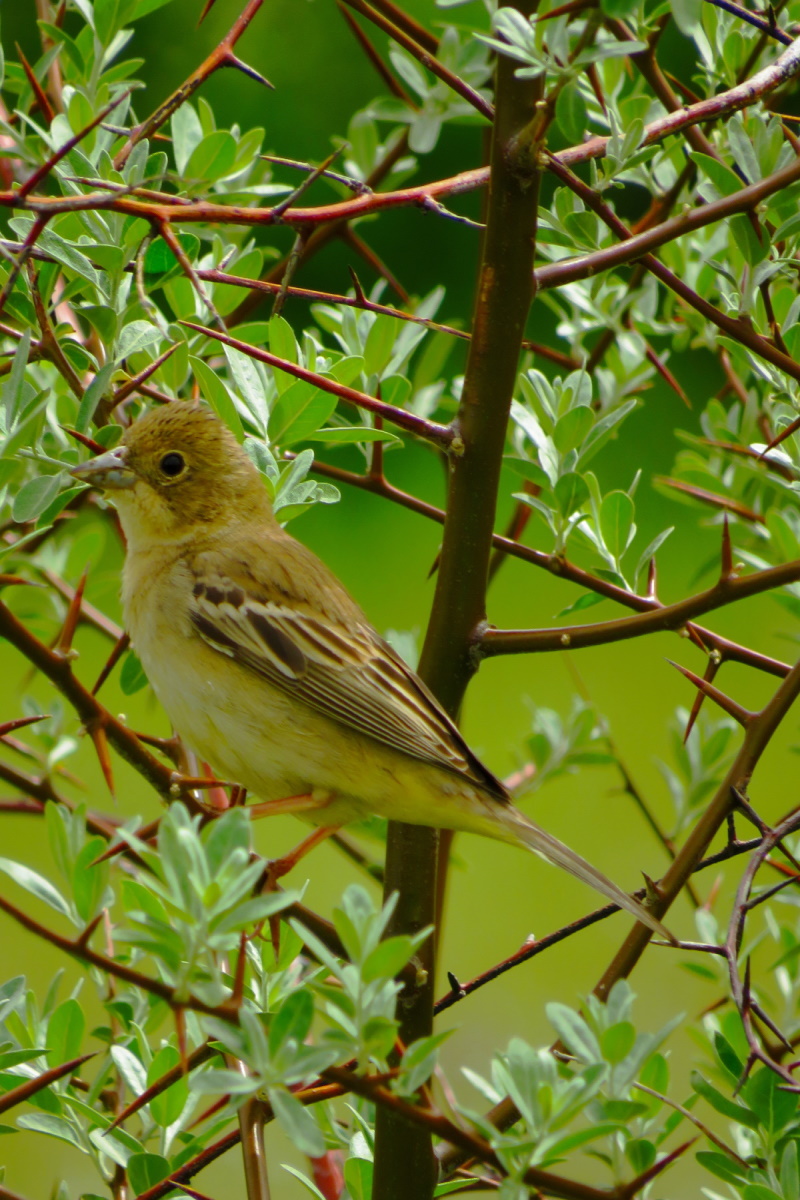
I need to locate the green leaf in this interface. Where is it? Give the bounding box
[599,491,634,560]
[190,355,245,442]
[553,405,593,455]
[555,80,587,145]
[363,315,399,377]
[143,233,201,281]
[12,475,62,524]
[268,316,299,394]
[344,1157,373,1200]
[546,1005,600,1062]
[554,591,605,619]
[3,329,32,426]
[696,1151,748,1185]
[554,472,589,516]
[599,0,639,13]
[224,344,268,431]
[362,935,416,983]
[269,989,314,1057]
[308,426,401,445]
[94,0,138,43]
[281,1165,328,1200]
[268,1087,326,1157]
[743,1066,798,1133]
[601,1021,635,1063]
[72,838,108,923]
[269,382,337,447]
[16,1112,84,1149]
[120,651,148,695]
[126,1153,171,1194]
[76,363,116,433]
[691,1070,760,1129]
[690,152,743,197]
[0,857,72,918]
[116,321,162,362]
[148,1045,188,1127]
[185,130,238,182]
[46,999,85,1066]
[730,214,768,266]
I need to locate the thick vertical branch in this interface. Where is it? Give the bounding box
[371,12,542,1199]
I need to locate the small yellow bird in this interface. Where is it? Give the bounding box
[71,402,668,938]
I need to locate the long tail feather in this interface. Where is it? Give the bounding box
[491,803,674,942]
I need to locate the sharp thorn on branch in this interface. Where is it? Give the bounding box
[720,513,733,582]
[0,714,50,738]
[53,568,88,660]
[221,50,274,89]
[683,657,720,744]
[667,659,753,727]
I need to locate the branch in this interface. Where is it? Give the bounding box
[114,0,270,169]
[479,559,800,657]
[181,321,455,447]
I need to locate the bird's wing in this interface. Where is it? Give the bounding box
[187,569,508,801]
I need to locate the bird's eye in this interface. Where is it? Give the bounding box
[159,451,186,478]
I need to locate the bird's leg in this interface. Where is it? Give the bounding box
[247,789,334,819]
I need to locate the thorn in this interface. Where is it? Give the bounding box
[229,784,247,806]
[758,414,800,460]
[16,43,55,126]
[626,1138,697,1193]
[641,872,663,904]
[133,729,183,765]
[730,787,771,835]
[447,971,465,998]
[87,719,115,797]
[655,477,766,525]
[683,657,720,744]
[111,342,180,407]
[175,1006,188,1075]
[733,1049,757,1096]
[91,632,130,696]
[348,265,366,304]
[53,569,87,659]
[60,426,105,455]
[197,0,220,24]
[746,876,800,911]
[75,910,104,950]
[229,932,248,1010]
[169,770,235,796]
[720,514,733,582]
[0,714,50,738]
[17,89,132,200]
[427,548,442,580]
[667,659,753,727]
[742,958,752,1012]
[0,575,41,589]
[89,817,160,867]
[166,1181,216,1200]
[646,556,657,600]
[221,50,274,89]
[643,342,692,408]
[187,1093,230,1130]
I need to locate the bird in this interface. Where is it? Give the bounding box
[70,401,670,939]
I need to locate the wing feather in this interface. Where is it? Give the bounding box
[188,575,507,800]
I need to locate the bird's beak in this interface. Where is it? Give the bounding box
[69,444,136,490]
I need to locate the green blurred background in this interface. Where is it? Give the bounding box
[1,1,796,1194]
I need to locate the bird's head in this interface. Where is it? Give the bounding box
[70,402,272,544]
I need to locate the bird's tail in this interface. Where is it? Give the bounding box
[488,802,673,942]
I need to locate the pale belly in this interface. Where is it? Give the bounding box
[124,560,501,839]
